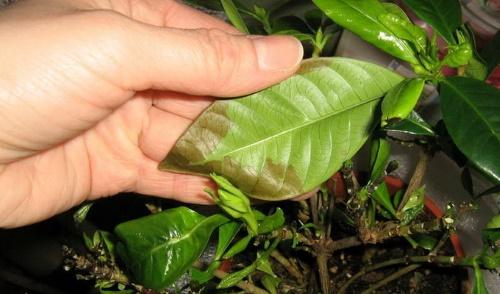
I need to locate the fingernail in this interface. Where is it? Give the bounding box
[251,35,303,71]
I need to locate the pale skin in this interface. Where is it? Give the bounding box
[0,0,303,228]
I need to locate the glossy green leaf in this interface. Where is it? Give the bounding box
[114,207,229,290]
[313,0,418,64]
[473,262,489,294]
[381,3,409,20]
[160,58,403,200]
[372,182,396,217]
[402,0,461,44]
[369,138,391,182]
[220,0,250,34]
[381,78,425,126]
[223,234,252,259]
[440,77,500,184]
[382,111,435,136]
[258,208,285,234]
[215,222,241,260]
[378,13,427,53]
[397,186,425,225]
[414,234,438,251]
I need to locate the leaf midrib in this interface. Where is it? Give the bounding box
[147,215,225,257]
[443,80,500,145]
[198,95,381,164]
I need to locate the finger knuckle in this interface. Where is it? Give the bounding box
[199,28,242,91]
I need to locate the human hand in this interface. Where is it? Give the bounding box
[0,0,303,228]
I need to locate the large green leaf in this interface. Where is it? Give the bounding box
[160,58,402,200]
[313,0,418,64]
[440,77,500,184]
[402,0,461,44]
[114,207,228,290]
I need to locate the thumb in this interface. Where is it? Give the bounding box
[117,24,304,96]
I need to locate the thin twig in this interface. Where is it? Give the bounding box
[357,232,451,294]
[271,250,303,282]
[361,264,420,294]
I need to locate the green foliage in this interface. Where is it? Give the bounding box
[440,77,500,184]
[381,78,425,127]
[369,138,391,182]
[473,262,490,294]
[208,173,258,235]
[114,207,228,290]
[215,222,241,260]
[160,57,402,200]
[372,183,397,217]
[313,0,418,64]
[382,111,435,137]
[397,186,425,225]
[402,0,462,44]
[257,208,285,234]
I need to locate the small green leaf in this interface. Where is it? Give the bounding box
[115,207,228,290]
[258,208,285,234]
[372,182,397,217]
[381,78,425,127]
[398,186,425,225]
[223,234,252,259]
[313,0,418,64]
[402,0,462,44]
[73,203,94,225]
[220,0,249,34]
[217,263,256,289]
[256,255,276,277]
[215,222,241,260]
[83,232,94,251]
[440,77,500,184]
[261,274,280,294]
[414,234,438,251]
[369,138,391,182]
[465,55,489,81]
[392,189,404,208]
[473,262,490,294]
[487,215,500,229]
[383,111,435,137]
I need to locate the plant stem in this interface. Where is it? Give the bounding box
[398,149,431,211]
[361,264,420,294]
[359,218,443,244]
[270,250,303,282]
[213,269,269,294]
[328,236,362,252]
